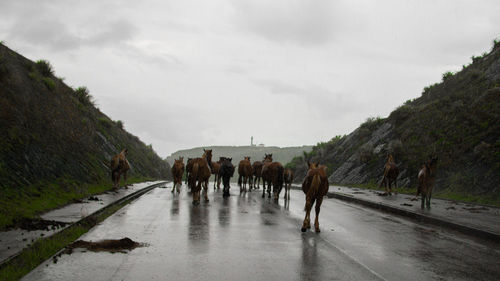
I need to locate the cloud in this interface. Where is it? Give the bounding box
[254,78,304,96]
[8,17,137,52]
[231,0,338,45]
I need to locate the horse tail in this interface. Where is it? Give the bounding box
[238,174,242,187]
[304,174,321,211]
[190,162,199,188]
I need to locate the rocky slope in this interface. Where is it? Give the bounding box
[0,43,171,227]
[287,41,500,204]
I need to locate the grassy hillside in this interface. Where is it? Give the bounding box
[167,145,313,166]
[0,43,171,229]
[287,40,500,206]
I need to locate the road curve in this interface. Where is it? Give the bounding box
[23,183,500,281]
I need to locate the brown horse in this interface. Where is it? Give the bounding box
[418,156,438,209]
[261,154,284,199]
[188,149,213,205]
[252,161,263,189]
[171,157,185,194]
[238,157,253,192]
[301,162,329,232]
[379,154,399,195]
[211,159,222,190]
[185,158,193,185]
[110,148,130,190]
[283,168,294,200]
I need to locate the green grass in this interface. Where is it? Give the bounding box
[341,183,500,207]
[42,77,55,90]
[0,176,152,230]
[0,195,135,281]
[433,190,500,207]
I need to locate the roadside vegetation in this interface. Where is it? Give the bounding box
[0,194,138,281]
[0,43,171,230]
[286,39,500,206]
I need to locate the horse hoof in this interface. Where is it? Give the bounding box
[315,228,321,233]
[192,201,199,206]
[301,227,307,232]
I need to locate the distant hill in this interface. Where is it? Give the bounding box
[167,145,313,166]
[0,43,171,228]
[286,40,500,205]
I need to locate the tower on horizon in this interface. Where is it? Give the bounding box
[251,136,254,146]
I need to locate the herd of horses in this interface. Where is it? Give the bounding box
[170,150,326,232]
[111,148,438,232]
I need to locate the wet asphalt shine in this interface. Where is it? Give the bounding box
[23,182,500,281]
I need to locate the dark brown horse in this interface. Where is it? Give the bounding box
[418,156,438,209]
[261,154,284,199]
[110,148,130,190]
[188,149,213,205]
[252,161,263,189]
[379,154,399,195]
[171,157,185,194]
[185,158,193,185]
[219,157,235,197]
[283,168,294,200]
[238,157,253,192]
[211,159,222,190]
[301,162,329,232]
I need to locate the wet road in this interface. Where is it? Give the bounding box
[23,183,500,280]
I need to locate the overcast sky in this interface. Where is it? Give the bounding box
[1,0,499,158]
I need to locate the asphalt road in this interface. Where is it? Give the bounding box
[23,183,500,281]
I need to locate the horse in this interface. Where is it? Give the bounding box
[110,148,130,190]
[219,157,235,197]
[211,159,221,190]
[252,161,263,189]
[418,156,438,209]
[379,154,399,195]
[185,158,193,185]
[238,157,253,192]
[188,149,213,205]
[283,168,294,200]
[261,154,284,199]
[301,162,329,232]
[171,157,185,194]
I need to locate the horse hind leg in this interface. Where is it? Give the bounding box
[314,197,324,232]
[204,180,209,202]
[301,198,313,232]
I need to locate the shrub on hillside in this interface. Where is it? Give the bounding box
[36,60,53,77]
[360,116,384,131]
[74,86,95,106]
[115,120,124,129]
[442,71,454,82]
